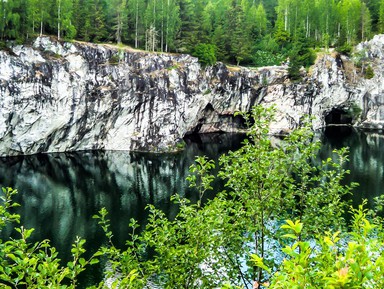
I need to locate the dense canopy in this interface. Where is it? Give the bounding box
[0,0,382,64]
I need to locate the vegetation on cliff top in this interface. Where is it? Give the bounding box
[0,0,383,68]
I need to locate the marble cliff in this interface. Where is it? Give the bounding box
[1,35,384,156]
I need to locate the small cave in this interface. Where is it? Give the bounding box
[324,107,353,138]
[234,113,255,129]
[324,108,352,126]
[204,102,214,113]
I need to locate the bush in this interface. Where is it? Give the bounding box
[0,187,101,288]
[192,43,217,66]
[95,106,355,288]
[365,65,374,79]
[253,201,384,288]
[253,50,286,67]
[337,43,353,56]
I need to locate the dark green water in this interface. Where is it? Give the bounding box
[0,128,383,286]
[0,133,245,286]
[319,126,384,208]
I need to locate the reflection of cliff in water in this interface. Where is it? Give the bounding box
[0,133,245,263]
[319,127,384,208]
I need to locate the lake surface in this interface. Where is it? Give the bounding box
[319,126,384,208]
[0,133,245,286]
[0,128,383,286]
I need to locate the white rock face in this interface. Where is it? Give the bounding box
[0,36,384,156]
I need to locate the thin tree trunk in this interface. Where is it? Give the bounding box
[161,0,164,52]
[165,0,169,52]
[57,0,61,40]
[40,16,43,36]
[135,0,138,48]
[153,0,156,51]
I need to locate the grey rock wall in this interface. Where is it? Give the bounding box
[1,36,384,156]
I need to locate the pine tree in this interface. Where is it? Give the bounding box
[109,0,127,44]
[379,0,384,32]
[288,29,315,80]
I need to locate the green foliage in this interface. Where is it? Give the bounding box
[253,50,286,67]
[192,43,216,66]
[254,202,384,288]
[0,0,383,65]
[288,30,316,80]
[337,43,353,56]
[365,65,375,79]
[0,187,101,288]
[90,105,355,288]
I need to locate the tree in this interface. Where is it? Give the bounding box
[288,29,315,80]
[255,3,268,36]
[145,24,158,51]
[338,0,362,44]
[35,0,52,36]
[379,0,384,32]
[127,0,145,48]
[360,2,372,40]
[93,106,354,288]
[0,0,23,40]
[228,1,252,65]
[191,43,216,66]
[163,0,181,52]
[55,0,76,40]
[109,0,127,44]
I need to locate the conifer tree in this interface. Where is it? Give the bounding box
[288,29,315,80]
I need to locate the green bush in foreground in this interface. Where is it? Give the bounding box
[0,106,383,288]
[252,201,384,288]
[0,187,101,288]
[93,106,358,288]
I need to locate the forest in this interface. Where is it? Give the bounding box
[1,0,383,66]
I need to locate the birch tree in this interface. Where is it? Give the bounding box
[110,0,127,44]
[338,0,362,44]
[56,0,75,40]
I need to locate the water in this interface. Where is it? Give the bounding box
[319,126,384,208]
[0,133,245,287]
[0,128,383,286]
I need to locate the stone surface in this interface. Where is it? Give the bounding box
[1,36,384,156]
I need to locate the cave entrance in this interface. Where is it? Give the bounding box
[324,108,352,126]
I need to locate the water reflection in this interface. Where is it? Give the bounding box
[0,133,245,281]
[320,126,384,208]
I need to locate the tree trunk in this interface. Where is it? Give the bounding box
[58,0,61,39]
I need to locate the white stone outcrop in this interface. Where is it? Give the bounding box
[1,36,384,156]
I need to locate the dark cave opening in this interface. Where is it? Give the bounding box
[325,108,352,126]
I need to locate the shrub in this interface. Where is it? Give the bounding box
[253,201,384,288]
[337,43,353,56]
[253,50,285,67]
[95,106,355,288]
[0,187,101,288]
[192,43,217,66]
[365,65,374,79]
